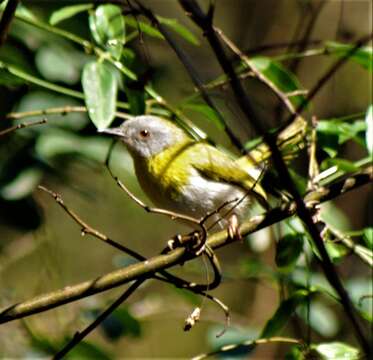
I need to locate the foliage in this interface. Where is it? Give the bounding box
[0,1,371,359]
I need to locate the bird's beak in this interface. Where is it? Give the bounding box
[99,127,123,137]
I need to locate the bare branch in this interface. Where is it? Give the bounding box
[0,0,20,47]
[0,119,47,136]
[0,168,370,325]
[178,1,372,354]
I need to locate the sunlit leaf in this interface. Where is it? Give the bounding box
[125,17,163,39]
[363,227,372,249]
[181,102,224,130]
[36,128,110,163]
[247,57,305,108]
[89,4,125,60]
[317,117,366,157]
[319,202,350,232]
[35,44,84,85]
[326,41,373,71]
[82,61,118,130]
[324,242,349,263]
[285,345,305,360]
[0,167,42,200]
[320,158,359,174]
[15,91,88,130]
[275,234,304,269]
[157,15,199,45]
[365,105,373,155]
[260,290,310,338]
[311,342,359,360]
[49,4,93,25]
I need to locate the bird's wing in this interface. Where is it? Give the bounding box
[189,144,267,205]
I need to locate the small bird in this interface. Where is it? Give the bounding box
[101,115,269,228]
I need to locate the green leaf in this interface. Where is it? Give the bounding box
[317,117,366,158]
[345,277,373,322]
[324,242,349,263]
[248,57,305,108]
[89,4,125,60]
[321,158,359,174]
[365,105,373,155]
[100,308,141,340]
[125,17,164,39]
[311,342,359,360]
[0,167,42,200]
[35,44,84,85]
[49,4,93,25]
[326,41,373,71]
[82,61,118,130]
[275,234,304,269]
[319,202,350,233]
[363,227,372,249]
[181,103,224,130]
[157,15,199,45]
[36,128,111,163]
[260,290,309,338]
[297,300,339,338]
[0,44,35,86]
[15,91,88,131]
[285,345,305,360]
[125,87,145,115]
[66,341,112,360]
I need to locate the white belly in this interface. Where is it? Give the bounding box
[167,170,252,228]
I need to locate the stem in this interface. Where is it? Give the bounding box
[0,168,370,325]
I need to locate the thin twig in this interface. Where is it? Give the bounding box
[38,184,228,357]
[6,106,133,121]
[0,119,47,136]
[0,167,370,325]
[0,0,20,47]
[38,185,220,292]
[134,0,245,152]
[53,278,146,360]
[192,336,303,360]
[178,1,371,355]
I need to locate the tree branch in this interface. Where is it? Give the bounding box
[0,0,19,47]
[0,168,370,325]
[178,0,372,355]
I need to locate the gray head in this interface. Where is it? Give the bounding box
[101,115,190,158]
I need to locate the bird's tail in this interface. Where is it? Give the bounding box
[236,116,308,173]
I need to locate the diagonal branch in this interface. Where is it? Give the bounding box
[0,0,19,47]
[0,167,370,325]
[177,0,371,355]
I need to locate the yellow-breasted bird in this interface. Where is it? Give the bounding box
[102,115,306,226]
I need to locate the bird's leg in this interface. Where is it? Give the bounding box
[227,213,242,242]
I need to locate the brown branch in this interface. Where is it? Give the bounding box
[178,1,372,355]
[0,0,19,47]
[38,184,227,357]
[0,119,47,136]
[0,167,370,325]
[5,106,133,121]
[134,0,245,153]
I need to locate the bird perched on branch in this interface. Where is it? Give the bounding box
[102,115,306,228]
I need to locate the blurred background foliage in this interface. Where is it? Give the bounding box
[0,0,371,358]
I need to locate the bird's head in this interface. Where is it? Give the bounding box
[101,115,190,158]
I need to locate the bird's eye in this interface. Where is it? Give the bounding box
[139,129,150,138]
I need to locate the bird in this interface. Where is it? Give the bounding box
[101,115,306,229]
